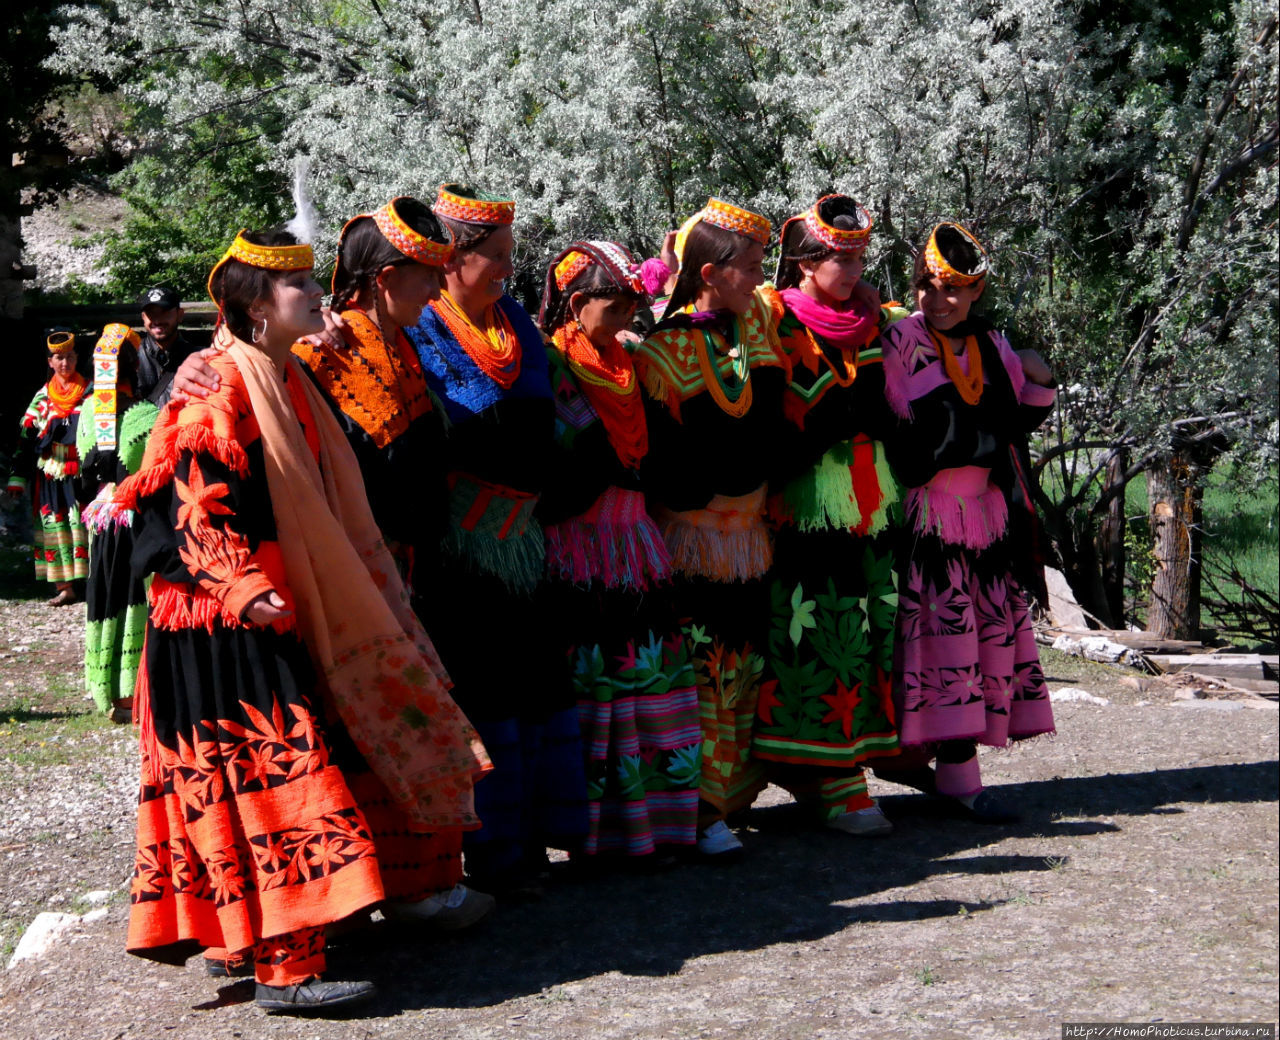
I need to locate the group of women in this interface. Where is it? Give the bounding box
[68,182,1057,1014]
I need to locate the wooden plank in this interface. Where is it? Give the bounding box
[1041,627,1204,652]
[1146,654,1278,680]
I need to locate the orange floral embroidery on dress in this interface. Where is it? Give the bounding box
[130,699,378,911]
[175,464,233,530]
[173,458,266,613]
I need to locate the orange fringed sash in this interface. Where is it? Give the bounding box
[551,322,647,470]
[657,487,773,582]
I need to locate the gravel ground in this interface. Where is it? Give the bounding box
[0,538,1276,1040]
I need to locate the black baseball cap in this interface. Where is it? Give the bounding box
[137,286,182,309]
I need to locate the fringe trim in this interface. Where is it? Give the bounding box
[148,578,294,636]
[544,489,672,589]
[637,362,680,422]
[792,443,861,533]
[778,439,903,537]
[441,521,546,596]
[116,421,249,509]
[661,509,772,582]
[881,340,914,421]
[82,483,134,533]
[37,457,79,480]
[906,481,1008,550]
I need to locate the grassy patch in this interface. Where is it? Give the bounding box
[0,673,101,769]
[1037,646,1130,687]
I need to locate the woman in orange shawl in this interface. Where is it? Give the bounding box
[117,228,490,1013]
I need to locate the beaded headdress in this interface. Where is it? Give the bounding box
[91,323,141,450]
[206,230,315,304]
[538,240,643,330]
[802,195,873,253]
[331,196,454,294]
[433,183,516,226]
[673,198,772,270]
[46,330,75,354]
[923,222,988,288]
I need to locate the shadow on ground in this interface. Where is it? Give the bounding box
[274,758,1279,1017]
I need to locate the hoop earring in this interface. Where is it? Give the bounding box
[252,317,268,344]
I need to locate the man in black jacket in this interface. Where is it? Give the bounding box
[135,286,196,405]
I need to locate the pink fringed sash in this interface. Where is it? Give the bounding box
[82,481,132,533]
[906,465,1008,550]
[545,486,672,589]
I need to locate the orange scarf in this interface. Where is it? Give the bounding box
[552,322,648,470]
[430,290,522,388]
[227,339,491,828]
[47,373,88,417]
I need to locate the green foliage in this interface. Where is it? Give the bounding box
[96,137,289,301]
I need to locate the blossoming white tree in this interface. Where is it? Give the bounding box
[48,0,1278,636]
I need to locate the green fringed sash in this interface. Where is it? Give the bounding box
[779,436,903,536]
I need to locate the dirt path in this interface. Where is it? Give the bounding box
[0,571,1276,1040]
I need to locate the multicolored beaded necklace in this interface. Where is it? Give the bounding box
[695,322,753,418]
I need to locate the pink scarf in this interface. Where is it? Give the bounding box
[780,288,877,352]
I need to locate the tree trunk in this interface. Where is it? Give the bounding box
[1146,449,1206,639]
[1097,449,1128,627]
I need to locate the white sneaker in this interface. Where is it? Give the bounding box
[696,820,744,856]
[382,883,495,930]
[827,804,894,837]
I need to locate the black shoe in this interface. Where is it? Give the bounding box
[950,789,1021,824]
[871,764,938,796]
[254,977,376,1013]
[205,958,253,978]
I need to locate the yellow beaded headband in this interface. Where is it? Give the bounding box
[804,195,873,252]
[46,330,75,354]
[433,183,516,226]
[207,230,315,303]
[554,251,593,290]
[93,323,140,359]
[923,222,988,287]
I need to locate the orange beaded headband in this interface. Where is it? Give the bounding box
[433,183,516,226]
[701,197,772,246]
[372,197,453,265]
[803,195,873,252]
[207,230,314,303]
[923,222,988,288]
